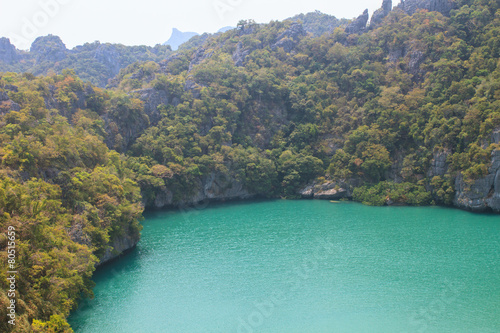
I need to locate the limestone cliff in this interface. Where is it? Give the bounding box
[300,128,500,213]
[0,38,18,65]
[98,231,140,265]
[149,171,254,209]
[453,129,500,212]
[370,0,393,28]
[345,9,369,34]
[0,88,21,115]
[396,0,456,16]
[299,181,353,200]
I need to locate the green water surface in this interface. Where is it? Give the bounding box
[68,200,500,332]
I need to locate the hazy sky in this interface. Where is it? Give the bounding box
[0,0,390,50]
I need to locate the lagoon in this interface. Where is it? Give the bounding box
[69,200,500,332]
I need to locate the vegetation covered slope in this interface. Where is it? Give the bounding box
[0,72,143,332]
[0,0,499,331]
[113,0,499,207]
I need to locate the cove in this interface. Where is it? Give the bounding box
[68,200,500,333]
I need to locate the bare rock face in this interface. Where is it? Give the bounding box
[272,23,306,53]
[370,0,393,28]
[492,128,500,144]
[232,41,252,67]
[184,79,203,99]
[188,46,213,72]
[150,172,254,209]
[397,0,456,16]
[98,232,139,265]
[453,129,500,213]
[94,44,121,76]
[0,89,21,115]
[428,149,450,178]
[134,87,170,126]
[0,90,8,102]
[0,38,18,64]
[388,41,426,80]
[299,181,352,200]
[30,35,67,63]
[345,9,369,34]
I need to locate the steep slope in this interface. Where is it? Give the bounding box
[0,1,500,331]
[110,0,500,211]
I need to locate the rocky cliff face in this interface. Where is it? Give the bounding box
[370,0,393,28]
[0,88,21,115]
[428,149,450,178]
[345,9,369,34]
[272,23,306,53]
[0,38,18,65]
[397,0,456,16]
[454,129,500,212]
[189,46,214,72]
[150,171,254,209]
[98,231,140,265]
[370,0,456,30]
[94,44,121,76]
[299,180,353,200]
[300,128,500,213]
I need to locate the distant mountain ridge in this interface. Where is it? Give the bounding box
[162,27,236,51]
[0,2,459,87]
[163,28,199,50]
[0,35,171,87]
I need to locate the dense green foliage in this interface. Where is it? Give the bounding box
[353,181,432,206]
[0,73,143,332]
[0,0,500,330]
[116,0,499,206]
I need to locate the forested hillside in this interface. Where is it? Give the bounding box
[0,0,499,331]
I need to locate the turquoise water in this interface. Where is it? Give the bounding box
[68,200,500,333]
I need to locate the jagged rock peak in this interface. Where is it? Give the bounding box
[345,9,369,34]
[0,38,18,64]
[370,0,393,27]
[397,0,456,16]
[30,34,67,62]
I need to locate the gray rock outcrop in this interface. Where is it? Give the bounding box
[0,38,18,64]
[370,0,393,27]
[428,149,450,178]
[151,171,254,209]
[94,44,121,76]
[134,87,170,126]
[232,41,252,67]
[345,9,369,34]
[0,89,21,114]
[397,0,456,16]
[271,23,306,53]
[299,181,352,200]
[453,130,500,212]
[188,47,213,72]
[98,232,139,265]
